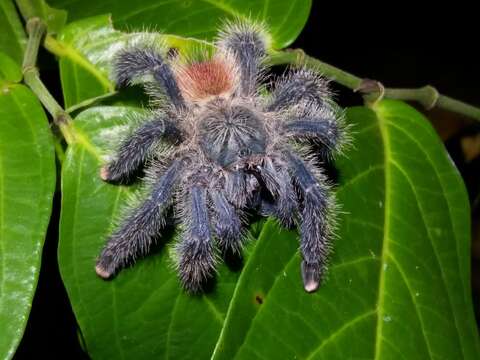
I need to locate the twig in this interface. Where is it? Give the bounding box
[269,49,480,121]
[21,16,480,124]
[21,17,74,143]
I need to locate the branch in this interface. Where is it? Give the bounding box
[21,15,480,124]
[21,17,74,143]
[269,49,480,121]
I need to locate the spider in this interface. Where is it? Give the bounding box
[95,20,347,293]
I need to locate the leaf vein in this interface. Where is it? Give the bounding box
[305,309,377,359]
[387,115,469,357]
[373,103,392,360]
[389,158,463,357]
[387,253,434,358]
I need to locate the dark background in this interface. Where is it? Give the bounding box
[13,2,480,358]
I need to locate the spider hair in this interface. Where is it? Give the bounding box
[96,19,348,293]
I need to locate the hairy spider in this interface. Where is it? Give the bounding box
[95,21,348,293]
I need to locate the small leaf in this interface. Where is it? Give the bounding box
[15,0,67,34]
[0,0,27,65]
[0,66,56,358]
[49,0,311,49]
[58,106,240,359]
[0,53,22,85]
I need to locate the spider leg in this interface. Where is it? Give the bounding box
[217,21,268,96]
[177,185,217,292]
[281,115,345,158]
[268,69,330,112]
[210,191,243,254]
[285,151,334,293]
[114,46,186,110]
[224,169,248,207]
[101,115,182,184]
[256,157,297,227]
[95,159,183,279]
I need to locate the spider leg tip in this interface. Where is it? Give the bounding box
[303,280,319,293]
[99,166,110,181]
[95,264,112,279]
[301,261,320,293]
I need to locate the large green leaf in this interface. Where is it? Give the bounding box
[49,0,311,49]
[212,100,480,359]
[58,100,480,358]
[0,0,26,65]
[0,53,56,359]
[48,0,310,109]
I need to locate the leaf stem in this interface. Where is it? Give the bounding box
[269,49,480,121]
[21,17,72,142]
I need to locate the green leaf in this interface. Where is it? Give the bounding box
[0,64,56,358]
[49,14,210,110]
[16,0,67,34]
[58,99,480,359]
[213,100,480,359]
[0,0,27,65]
[58,106,240,359]
[0,53,22,85]
[49,0,311,49]
[49,0,311,109]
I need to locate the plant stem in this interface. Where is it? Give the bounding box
[21,17,73,142]
[269,49,363,89]
[269,49,480,121]
[19,15,480,124]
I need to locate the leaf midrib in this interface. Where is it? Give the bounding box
[47,36,113,92]
[386,115,466,357]
[374,102,394,360]
[374,106,467,359]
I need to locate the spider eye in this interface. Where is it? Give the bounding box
[239,148,251,157]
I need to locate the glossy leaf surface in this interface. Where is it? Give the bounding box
[0,0,26,65]
[15,0,67,34]
[0,55,56,359]
[0,53,22,84]
[49,0,311,49]
[59,100,480,359]
[51,14,209,109]
[212,100,480,359]
[50,0,310,109]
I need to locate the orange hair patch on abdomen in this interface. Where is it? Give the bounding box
[174,57,236,102]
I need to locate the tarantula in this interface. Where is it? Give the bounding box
[95,21,347,293]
